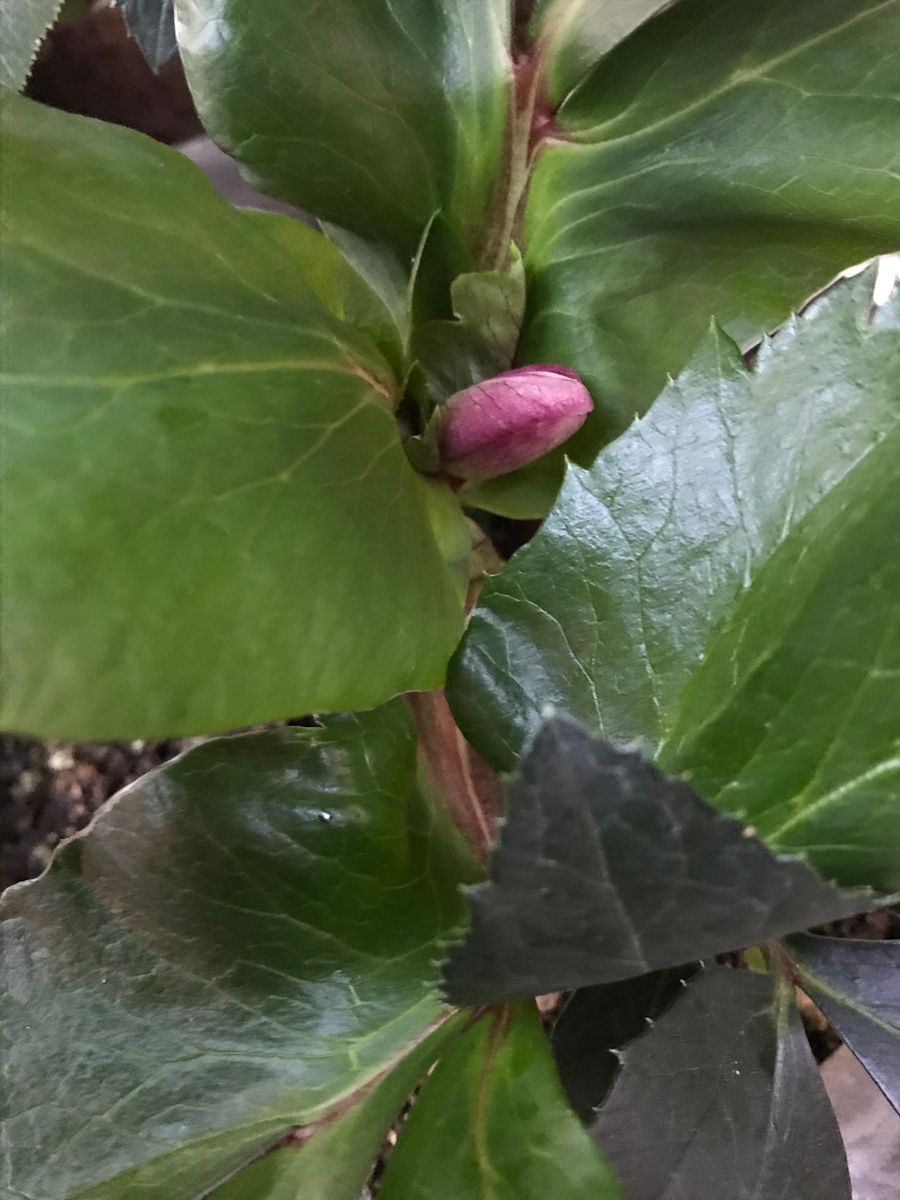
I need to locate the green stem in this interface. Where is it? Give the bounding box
[481,20,553,271]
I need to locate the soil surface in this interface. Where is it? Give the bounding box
[27,3,200,144]
[0,734,190,889]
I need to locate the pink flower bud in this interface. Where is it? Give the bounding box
[438,365,592,481]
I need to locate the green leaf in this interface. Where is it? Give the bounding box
[448,271,900,889]
[522,0,900,445]
[789,933,900,1115]
[0,0,65,89]
[378,1004,624,1200]
[261,212,407,378]
[1,95,469,739]
[551,969,694,1122]
[176,0,512,264]
[460,451,566,520]
[530,1,677,103]
[592,968,851,1200]
[443,718,872,1005]
[0,704,474,1199]
[117,0,177,71]
[415,248,526,401]
[319,221,419,367]
[208,1018,465,1200]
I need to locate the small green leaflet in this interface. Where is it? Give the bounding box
[414,248,526,401]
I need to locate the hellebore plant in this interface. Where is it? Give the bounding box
[2,2,900,1199]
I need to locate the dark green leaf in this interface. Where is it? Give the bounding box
[263,212,407,376]
[449,271,900,890]
[790,933,900,1115]
[176,0,512,264]
[530,1,677,103]
[522,0,900,444]
[0,0,65,89]
[593,968,851,1200]
[461,451,566,520]
[443,718,872,1004]
[378,1004,624,1200]
[1,95,469,739]
[208,1018,465,1200]
[552,969,694,1122]
[117,0,177,71]
[0,704,474,1199]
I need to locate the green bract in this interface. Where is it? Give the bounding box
[2,0,899,1197]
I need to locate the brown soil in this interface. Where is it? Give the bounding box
[27,3,201,144]
[0,734,189,889]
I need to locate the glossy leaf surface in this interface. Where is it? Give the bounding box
[450,272,900,890]
[208,1019,463,1200]
[0,705,473,1199]
[443,718,871,1004]
[0,0,64,88]
[790,933,900,1115]
[1,95,468,739]
[176,0,512,264]
[378,1004,624,1200]
[593,968,851,1200]
[522,0,900,443]
[530,0,677,103]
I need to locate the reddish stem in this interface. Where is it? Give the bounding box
[406,689,502,864]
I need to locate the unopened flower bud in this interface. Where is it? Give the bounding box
[438,365,592,481]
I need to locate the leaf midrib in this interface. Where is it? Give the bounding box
[796,962,900,1042]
